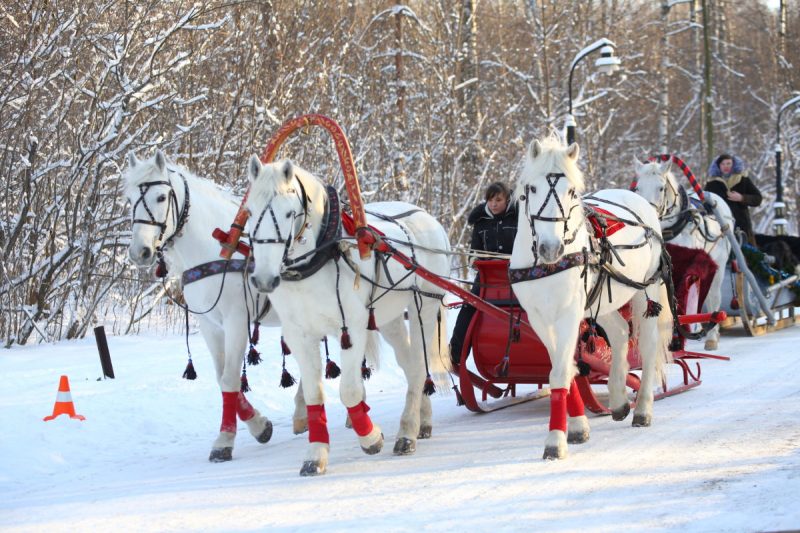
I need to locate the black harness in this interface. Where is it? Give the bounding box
[130,169,191,253]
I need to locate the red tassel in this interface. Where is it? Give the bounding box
[730,297,739,310]
[182,359,197,380]
[494,357,509,378]
[250,322,260,345]
[453,385,465,406]
[367,307,378,330]
[423,375,436,396]
[240,372,251,393]
[644,298,663,318]
[325,359,341,379]
[155,258,168,278]
[340,327,352,350]
[247,346,261,366]
[281,336,291,355]
[361,359,372,380]
[280,366,296,388]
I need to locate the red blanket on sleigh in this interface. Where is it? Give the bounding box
[664,243,718,314]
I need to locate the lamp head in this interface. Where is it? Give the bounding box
[595,45,621,75]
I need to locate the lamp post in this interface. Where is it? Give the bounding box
[774,94,800,235]
[566,38,621,145]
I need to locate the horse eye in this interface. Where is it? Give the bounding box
[156,194,167,202]
[658,186,664,192]
[530,186,537,194]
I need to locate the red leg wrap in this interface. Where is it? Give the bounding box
[307,404,330,444]
[221,391,238,433]
[566,380,585,418]
[549,388,568,432]
[346,401,374,437]
[237,392,256,421]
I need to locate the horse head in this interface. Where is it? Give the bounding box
[245,156,309,293]
[517,136,585,264]
[632,158,678,218]
[123,150,183,267]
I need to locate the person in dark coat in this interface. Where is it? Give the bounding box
[450,182,518,366]
[704,153,763,245]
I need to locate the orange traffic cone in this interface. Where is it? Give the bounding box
[43,375,85,421]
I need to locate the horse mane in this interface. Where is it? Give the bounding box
[122,154,238,207]
[517,134,585,199]
[248,159,322,208]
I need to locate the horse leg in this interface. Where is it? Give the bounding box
[702,252,726,351]
[292,380,308,434]
[237,392,273,444]
[285,332,328,476]
[339,327,383,455]
[630,288,664,427]
[537,310,582,460]
[384,313,426,455]
[196,321,237,462]
[597,311,632,421]
[566,379,589,444]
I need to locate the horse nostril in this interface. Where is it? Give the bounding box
[141,247,152,260]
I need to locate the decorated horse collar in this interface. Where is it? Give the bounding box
[508,250,595,285]
[182,258,254,286]
[280,185,342,281]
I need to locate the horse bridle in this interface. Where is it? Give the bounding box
[249,175,310,267]
[520,172,583,262]
[131,170,190,253]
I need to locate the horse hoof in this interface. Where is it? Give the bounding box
[208,447,233,462]
[417,425,432,439]
[611,403,631,421]
[299,460,326,476]
[393,437,416,456]
[256,421,273,444]
[542,446,566,460]
[632,414,652,427]
[704,339,718,351]
[567,430,589,444]
[361,433,384,455]
[293,418,308,435]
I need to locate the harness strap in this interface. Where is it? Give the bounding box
[182,259,254,286]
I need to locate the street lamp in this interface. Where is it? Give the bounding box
[566,38,621,145]
[774,94,800,235]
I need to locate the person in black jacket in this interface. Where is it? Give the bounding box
[450,182,518,366]
[704,153,763,245]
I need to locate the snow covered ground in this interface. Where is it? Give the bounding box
[2,315,799,532]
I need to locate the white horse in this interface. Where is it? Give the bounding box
[632,158,734,350]
[509,137,674,460]
[244,156,451,476]
[124,150,305,462]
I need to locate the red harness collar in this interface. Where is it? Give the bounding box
[587,206,626,238]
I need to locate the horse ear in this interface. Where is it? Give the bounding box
[127,152,138,169]
[566,142,580,161]
[282,160,294,182]
[528,140,542,160]
[660,159,673,175]
[633,156,645,174]
[248,155,262,183]
[155,150,166,172]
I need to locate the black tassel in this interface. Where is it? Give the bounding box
[280,365,297,388]
[644,298,663,318]
[669,334,683,352]
[155,257,168,278]
[340,327,352,350]
[281,336,291,355]
[250,321,260,345]
[240,372,251,393]
[361,359,372,380]
[182,359,197,380]
[247,346,261,366]
[453,385,465,406]
[495,356,509,378]
[325,359,341,379]
[423,375,436,396]
[367,307,378,330]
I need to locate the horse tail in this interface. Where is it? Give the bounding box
[428,302,452,391]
